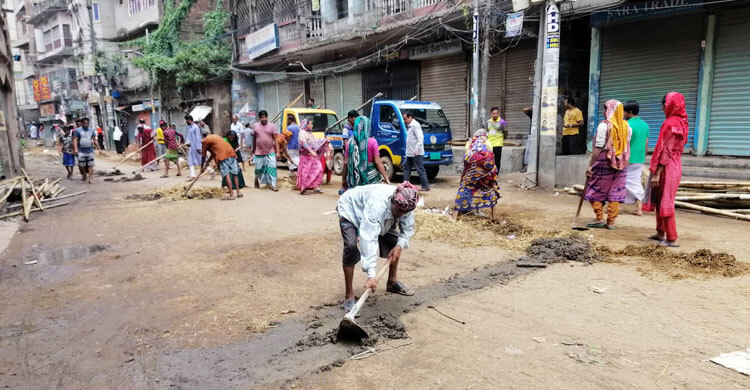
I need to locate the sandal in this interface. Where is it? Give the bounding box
[659,241,680,248]
[386,281,415,296]
[220,195,235,201]
[586,222,607,229]
[341,299,360,317]
[160,175,169,178]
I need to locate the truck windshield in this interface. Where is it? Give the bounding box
[298,113,341,133]
[400,108,450,133]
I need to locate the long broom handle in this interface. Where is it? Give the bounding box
[132,151,169,174]
[323,92,383,133]
[112,140,154,169]
[270,92,305,124]
[345,258,393,321]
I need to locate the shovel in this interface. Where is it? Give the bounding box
[572,177,590,231]
[183,168,209,198]
[338,258,393,341]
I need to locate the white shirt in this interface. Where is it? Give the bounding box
[30,125,38,138]
[595,122,632,148]
[337,184,416,277]
[405,119,424,157]
[230,120,244,135]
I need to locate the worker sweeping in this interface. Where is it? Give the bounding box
[337,183,419,313]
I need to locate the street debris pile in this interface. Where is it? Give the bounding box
[126,185,224,201]
[0,171,85,221]
[293,313,408,351]
[104,173,144,183]
[96,169,124,177]
[601,244,749,278]
[521,236,599,264]
[566,179,750,222]
[415,210,557,251]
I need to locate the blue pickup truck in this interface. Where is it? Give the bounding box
[325,100,454,181]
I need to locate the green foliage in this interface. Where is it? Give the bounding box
[96,53,128,84]
[126,0,230,95]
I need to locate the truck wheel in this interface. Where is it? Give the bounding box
[380,155,394,182]
[333,152,345,176]
[426,166,439,180]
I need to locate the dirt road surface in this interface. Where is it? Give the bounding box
[1,148,748,389]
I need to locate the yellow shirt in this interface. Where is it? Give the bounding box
[156,127,165,144]
[486,117,505,147]
[563,107,583,136]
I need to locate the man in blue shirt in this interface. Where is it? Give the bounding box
[73,118,99,184]
[286,114,300,172]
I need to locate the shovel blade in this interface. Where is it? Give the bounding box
[338,316,368,341]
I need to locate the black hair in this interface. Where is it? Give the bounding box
[258,110,268,118]
[80,117,90,123]
[347,110,359,119]
[565,96,576,106]
[490,106,500,113]
[404,111,414,118]
[308,98,315,103]
[662,95,667,105]
[287,114,297,123]
[184,114,193,121]
[139,119,146,124]
[159,120,167,126]
[624,100,640,115]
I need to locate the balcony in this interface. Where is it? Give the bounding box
[36,46,74,63]
[238,0,459,65]
[12,36,30,49]
[27,0,69,25]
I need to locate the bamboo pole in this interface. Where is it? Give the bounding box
[675,201,750,221]
[679,180,750,187]
[270,92,305,124]
[0,202,69,220]
[6,191,87,210]
[722,209,750,215]
[111,140,155,170]
[0,179,20,210]
[21,180,31,221]
[675,194,750,201]
[21,169,43,211]
[323,92,384,133]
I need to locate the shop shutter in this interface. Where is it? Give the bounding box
[277,82,290,113]
[324,76,343,117]
[342,71,363,117]
[362,61,419,116]
[708,9,750,156]
[420,54,468,140]
[484,53,505,122]
[261,82,278,113]
[310,78,325,107]
[503,43,536,138]
[599,15,702,150]
[285,80,305,107]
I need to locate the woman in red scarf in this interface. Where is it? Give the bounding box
[643,92,689,247]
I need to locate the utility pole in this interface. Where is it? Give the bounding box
[524,3,545,189]
[85,0,110,149]
[537,1,561,189]
[479,0,492,126]
[470,0,480,137]
[146,28,157,128]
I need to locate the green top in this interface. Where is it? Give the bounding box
[627,117,649,164]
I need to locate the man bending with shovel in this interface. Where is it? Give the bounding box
[337,183,419,313]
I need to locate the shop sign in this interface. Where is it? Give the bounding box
[32,79,41,101]
[591,0,703,26]
[40,76,52,100]
[40,102,56,117]
[546,4,560,49]
[408,40,462,60]
[246,24,279,60]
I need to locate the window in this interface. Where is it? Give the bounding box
[379,105,398,125]
[399,108,450,133]
[62,25,72,47]
[335,0,347,19]
[50,25,61,49]
[298,113,340,133]
[129,0,155,15]
[43,29,53,51]
[93,3,99,20]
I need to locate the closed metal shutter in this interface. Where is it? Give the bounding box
[342,71,363,117]
[285,81,305,107]
[599,15,702,150]
[310,78,325,107]
[420,54,468,140]
[362,61,419,116]
[277,82,290,113]
[708,9,750,156]
[324,76,343,116]
[261,82,278,113]
[484,53,505,121]
[504,43,536,138]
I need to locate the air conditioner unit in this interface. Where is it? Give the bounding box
[513,0,531,11]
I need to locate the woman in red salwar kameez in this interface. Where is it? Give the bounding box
[643,92,689,247]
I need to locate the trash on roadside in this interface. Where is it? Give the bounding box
[710,348,750,375]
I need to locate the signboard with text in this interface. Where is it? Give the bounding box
[40,76,51,101]
[505,12,524,38]
[246,24,279,60]
[590,0,703,26]
[32,79,41,102]
[408,40,462,60]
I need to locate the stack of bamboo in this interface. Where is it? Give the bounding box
[0,169,86,222]
[675,181,750,222]
[564,180,750,222]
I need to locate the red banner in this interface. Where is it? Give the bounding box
[40,76,51,101]
[32,79,41,102]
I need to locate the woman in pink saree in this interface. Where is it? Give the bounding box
[643,92,689,247]
[296,120,331,195]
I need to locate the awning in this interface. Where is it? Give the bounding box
[189,105,212,121]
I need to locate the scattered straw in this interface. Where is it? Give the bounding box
[600,244,749,278]
[125,185,225,201]
[415,210,560,252]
